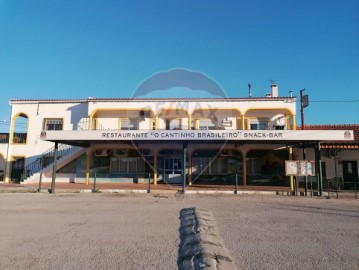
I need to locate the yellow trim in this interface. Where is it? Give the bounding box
[10,113,29,145]
[243,107,295,116]
[150,118,156,130]
[88,109,155,130]
[157,108,189,116]
[292,115,296,130]
[153,153,158,185]
[85,151,91,185]
[190,107,242,116]
[89,108,155,118]
[241,115,245,130]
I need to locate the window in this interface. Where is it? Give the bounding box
[120,119,138,130]
[43,118,63,130]
[198,119,217,130]
[246,158,261,175]
[250,118,267,130]
[166,119,181,130]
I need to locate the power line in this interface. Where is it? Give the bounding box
[296,100,359,103]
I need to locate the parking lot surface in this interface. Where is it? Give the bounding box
[0,193,358,270]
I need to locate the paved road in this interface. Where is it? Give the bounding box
[0,193,358,270]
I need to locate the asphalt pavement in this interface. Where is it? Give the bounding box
[0,193,358,270]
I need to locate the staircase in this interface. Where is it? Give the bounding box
[20,144,84,183]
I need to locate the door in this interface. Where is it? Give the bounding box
[11,157,25,183]
[164,157,182,184]
[342,161,358,189]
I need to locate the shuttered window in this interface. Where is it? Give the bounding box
[43,118,63,130]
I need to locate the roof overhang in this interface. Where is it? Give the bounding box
[40,129,354,148]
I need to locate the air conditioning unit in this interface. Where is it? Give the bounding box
[94,149,109,157]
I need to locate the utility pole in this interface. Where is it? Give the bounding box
[300,89,309,195]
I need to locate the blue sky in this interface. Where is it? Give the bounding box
[0,0,358,132]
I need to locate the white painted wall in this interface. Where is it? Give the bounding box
[295,148,359,180]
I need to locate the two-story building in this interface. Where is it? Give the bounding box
[0,84,355,193]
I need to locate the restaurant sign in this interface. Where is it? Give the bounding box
[40,129,354,142]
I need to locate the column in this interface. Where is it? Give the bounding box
[292,115,296,130]
[315,142,323,196]
[242,153,247,185]
[241,115,245,130]
[188,152,192,186]
[153,153,158,185]
[50,142,59,193]
[155,115,159,130]
[85,149,91,185]
[289,147,294,193]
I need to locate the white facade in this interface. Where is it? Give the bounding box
[0,94,357,191]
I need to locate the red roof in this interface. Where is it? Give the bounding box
[297,124,359,149]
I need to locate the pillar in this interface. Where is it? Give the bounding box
[85,149,91,185]
[292,115,296,130]
[315,142,323,196]
[50,142,59,193]
[289,147,294,193]
[241,115,245,130]
[155,115,159,130]
[182,143,187,193]
[242,153,247,185]
[153,153,158,185]
[188,152,192,186]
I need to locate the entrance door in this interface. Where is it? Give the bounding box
[11,157,25,183]
[164,157,182,184]
[342,161,358,189]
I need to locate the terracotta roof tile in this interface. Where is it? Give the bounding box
[297,124,359,147]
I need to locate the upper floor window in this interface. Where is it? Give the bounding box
[198,119,217,130]
[0,133,9,144]
[250,118,267,130]
[120,119,138,130]
[166,119,181,130]
[43,118,63,130]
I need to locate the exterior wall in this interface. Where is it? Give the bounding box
[295,148,359,180]
[0,144,8,158]
[88,99,296,120]
[5,97,299,183]
[9,101,88,158]
[5,101,88,182]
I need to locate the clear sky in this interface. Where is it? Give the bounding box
[0,0,358,132]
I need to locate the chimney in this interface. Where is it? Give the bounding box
[271,82,278,97]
